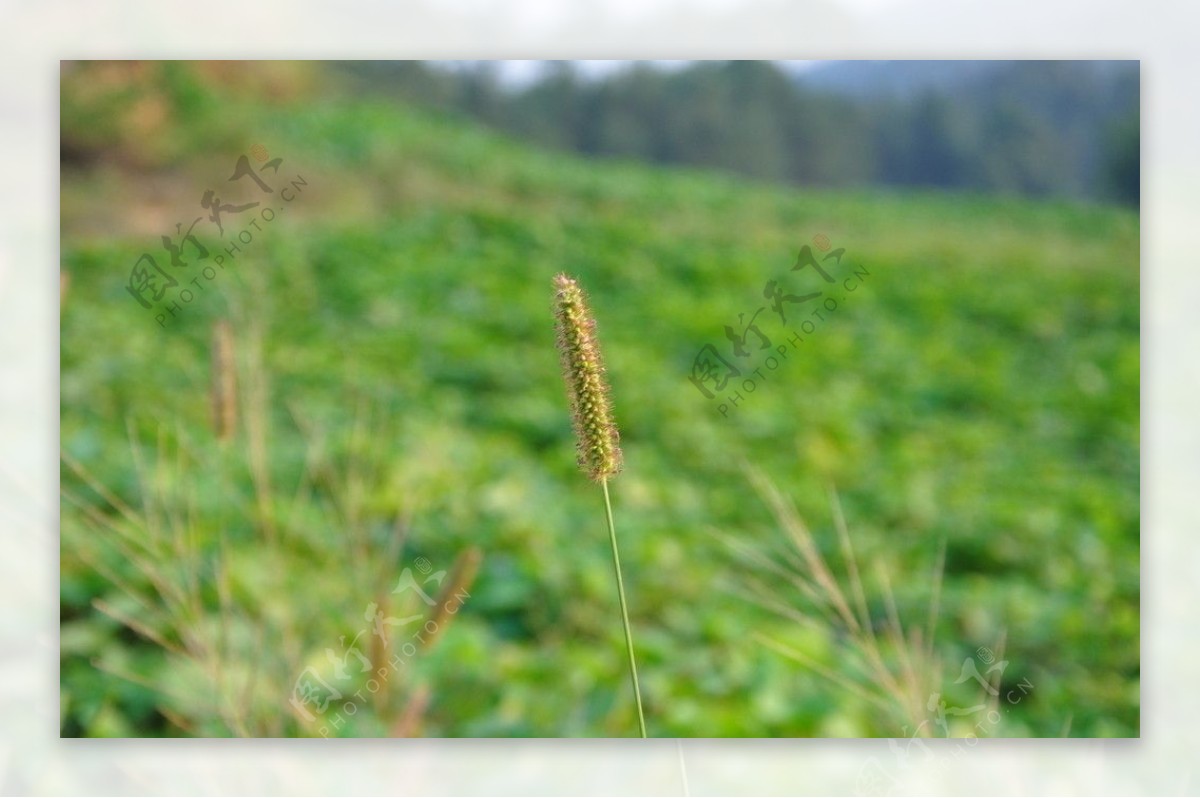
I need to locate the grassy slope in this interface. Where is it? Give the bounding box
[61,68,1139,737]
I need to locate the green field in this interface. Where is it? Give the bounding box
[60,64,1139,738]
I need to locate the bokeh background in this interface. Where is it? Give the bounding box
[59,60,1138,738]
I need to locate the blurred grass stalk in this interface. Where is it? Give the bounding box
[62,313,286,735]
[386,545,483,737]
[210,320,238,442]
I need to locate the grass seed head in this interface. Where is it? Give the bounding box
[553,273,622,481]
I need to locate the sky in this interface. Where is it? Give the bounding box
[436,59,823,89]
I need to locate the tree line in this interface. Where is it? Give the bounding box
[337,60,1139,206]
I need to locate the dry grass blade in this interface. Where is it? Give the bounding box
[61,450,142,529]
[734,468,955,736]
[926,538,946,665]
[711,527,842,629]
[747,466,860,634]
[985,629,1008,720]
[829,486,874,640]
[754,633,897,717]
[391,685,432,738]
[92,598,184,656]
[89,656,194,709]
[876,563,923,723]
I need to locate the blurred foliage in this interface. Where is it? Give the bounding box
[60,61,1138,738]
[336,60,1140,205]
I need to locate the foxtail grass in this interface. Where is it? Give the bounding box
[553,273,646,737]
